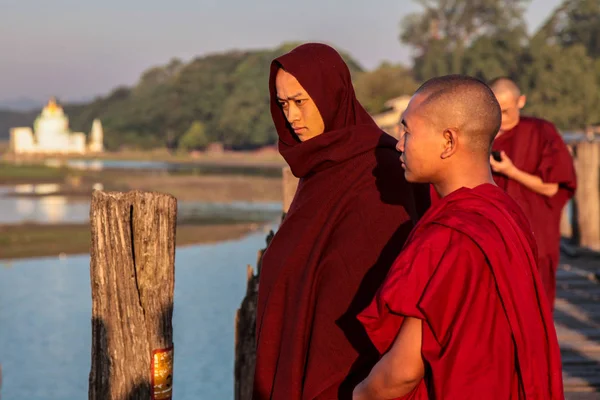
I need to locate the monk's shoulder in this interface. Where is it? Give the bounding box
[401,222,487,285]
[410,222,478,255]
[521,116,563,142]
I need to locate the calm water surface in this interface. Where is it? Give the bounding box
[0,185,281,225]
[0,229,273,399]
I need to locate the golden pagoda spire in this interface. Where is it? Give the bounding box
[44,96,62,115]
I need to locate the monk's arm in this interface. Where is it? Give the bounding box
[353,317,424,400]
[506,168,559,197]
[490,152,559,197]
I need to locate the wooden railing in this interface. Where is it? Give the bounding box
[561,138,600,251]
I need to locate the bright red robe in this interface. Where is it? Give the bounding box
[492,116,576,309]
[359,184,564,399]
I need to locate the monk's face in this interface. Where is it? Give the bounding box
[494,91,525,133]
[397,95,443,183]
[275,69,325,141]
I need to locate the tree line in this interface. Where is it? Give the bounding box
[1,0,598,150]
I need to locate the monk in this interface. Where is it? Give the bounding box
[488,77,576,311]
[253,43,430,400]
[354,75,564,399]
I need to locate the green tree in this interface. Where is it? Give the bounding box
[354,62,418,113]
[400,0,530,80]
[3,42,366,150]
[520,40,600,129]
[538,0,600,58]
[461,28,528,81]
[179,121,209,151]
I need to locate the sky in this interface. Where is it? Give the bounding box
[1,0,563,104]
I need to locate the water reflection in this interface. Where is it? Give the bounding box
[49,158,283,178]
[63,159,104,171]
[13,183,61,195]
[0,185,282,225]
[0,186,88,224]
[0,230,274,399]
[38,196,68,223]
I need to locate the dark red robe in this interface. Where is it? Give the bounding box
[253,43,430,400]
[359,184,564,399]
[492,116,576,309]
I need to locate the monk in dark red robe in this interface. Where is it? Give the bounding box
[354,75,564,399]
[488,77,576,311]
[253,43,430,400]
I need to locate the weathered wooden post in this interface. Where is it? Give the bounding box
[560,143,576,241]
[89,190,177,400]
[233,250,263,400]
[574,141,600,251]
[560,204,573,240]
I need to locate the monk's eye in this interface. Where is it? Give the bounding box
[295,99,306,106]
[279,101,288,109]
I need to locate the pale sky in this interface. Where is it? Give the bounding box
[0,0,563,103]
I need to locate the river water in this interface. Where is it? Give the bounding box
[0,229,273,399]
[0,184,281,225]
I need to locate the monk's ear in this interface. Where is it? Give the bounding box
[517,95,526,110]
[440,128,458,159]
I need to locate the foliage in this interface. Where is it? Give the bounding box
[179,121,209,151]
[400,0,600,130]
[64,43,362,150]
[538,0,600,58]
[2,1,600,147]
[354,62,419,114]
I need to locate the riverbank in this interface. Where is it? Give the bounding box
[0,156,284,260]
[0,162,284,203]
[0,221,270,260]
[1,148,287,167]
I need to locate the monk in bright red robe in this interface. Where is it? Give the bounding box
[354,75,564,399]
[488,77,576,311]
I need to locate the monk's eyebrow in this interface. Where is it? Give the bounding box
[277,92,304,101]
[401,118,410,131]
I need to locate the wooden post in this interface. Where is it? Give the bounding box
[585,126,595,142]
[282,166,299,214]
[234,264,260,400]
[561,144,576,241]
[89,190,177,400]
[560,203,572,240]
[574,142,600,251]
[234,231,273,400]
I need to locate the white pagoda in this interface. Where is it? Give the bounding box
[9,97,104,155]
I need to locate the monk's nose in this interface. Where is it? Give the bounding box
[287,104,301,123]
[396,139,404,153]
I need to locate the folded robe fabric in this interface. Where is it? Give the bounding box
[359,184,564,399]
[254,43,430,400]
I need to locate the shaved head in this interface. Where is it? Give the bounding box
[397,74,501,192]
[489,77,521,99]
[414,74,502,153]
[488,76,525,133]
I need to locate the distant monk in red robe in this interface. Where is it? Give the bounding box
[355,75,564,399]
[489,77,577,310]
[253,43,430,400]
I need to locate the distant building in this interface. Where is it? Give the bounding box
[371,95,411,138]
[88,119,104,153]
[9,97,104,155]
